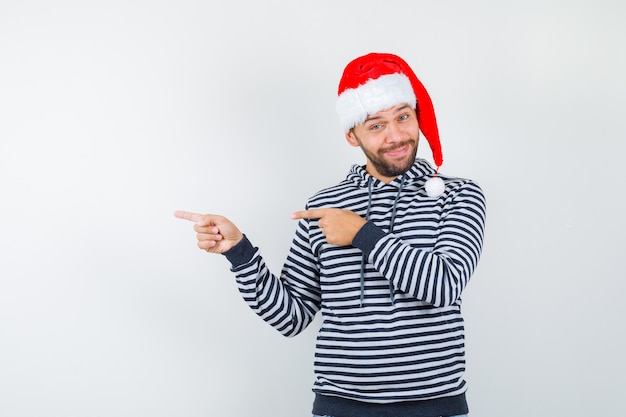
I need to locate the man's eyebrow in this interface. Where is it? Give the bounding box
[364,105,412,123]
[394,104,412,113]
[364,114,382,123]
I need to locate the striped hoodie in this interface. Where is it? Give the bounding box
[224,158,486,416]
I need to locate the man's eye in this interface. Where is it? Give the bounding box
[399,114,409,121]
[369,124,383,131]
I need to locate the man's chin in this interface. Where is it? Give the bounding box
[385,156,416,175]
[378,161,414,178]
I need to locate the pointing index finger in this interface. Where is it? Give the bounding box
[174,210,204,223]
[291,208,329,220]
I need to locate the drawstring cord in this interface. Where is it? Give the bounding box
[387,175,406,304]
[359,175,406,307]
[359,177,373,307]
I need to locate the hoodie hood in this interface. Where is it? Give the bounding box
[346,158,438,190]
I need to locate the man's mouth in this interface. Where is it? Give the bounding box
[383,143,410,157]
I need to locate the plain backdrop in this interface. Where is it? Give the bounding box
[1,1,625,416]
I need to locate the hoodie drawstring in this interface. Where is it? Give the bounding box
[359,177,373,307]
[359,175,405,307]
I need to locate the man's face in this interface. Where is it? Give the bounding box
[346,104,420,183]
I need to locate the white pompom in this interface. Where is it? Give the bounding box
[425,176,445,197]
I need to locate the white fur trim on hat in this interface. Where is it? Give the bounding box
[336,73,416,132]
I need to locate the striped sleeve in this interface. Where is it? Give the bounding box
[357,180,486,307]
[228,223,322,337]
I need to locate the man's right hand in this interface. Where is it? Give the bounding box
[174,210,244,254]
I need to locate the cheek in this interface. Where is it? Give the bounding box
[400,124,419,137]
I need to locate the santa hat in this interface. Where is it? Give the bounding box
[336,52,443,171]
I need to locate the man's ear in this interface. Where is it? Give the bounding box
[345,130,359,147]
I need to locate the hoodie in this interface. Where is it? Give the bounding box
[224,158,486,416]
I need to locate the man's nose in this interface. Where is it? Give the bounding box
[385,121,404,142]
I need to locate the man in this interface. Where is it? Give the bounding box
[175,52,486,417]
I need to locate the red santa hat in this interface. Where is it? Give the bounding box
[336,52,443,171]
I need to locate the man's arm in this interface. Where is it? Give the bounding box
[362,181,486,307]
[291,181,486,308]
[175,210,322,337]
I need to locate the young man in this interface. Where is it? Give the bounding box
[175,52,486,417]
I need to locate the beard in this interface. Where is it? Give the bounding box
[360,139,419,178]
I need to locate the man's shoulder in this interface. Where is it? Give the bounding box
[438,172,483,192]
[438,174,486,208]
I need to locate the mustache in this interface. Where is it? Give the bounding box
[380,140,416,153]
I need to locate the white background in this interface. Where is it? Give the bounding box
[1,1,625,416]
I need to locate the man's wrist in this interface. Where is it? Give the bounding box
[223,234,255,266]
[352,221,387,257]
